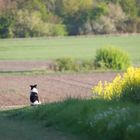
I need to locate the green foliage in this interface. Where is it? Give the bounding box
[94,46,131,70]
[92,3,109,20]
[13,10,42,37]
[15,0,48,19]
[49,24,67,36]
[79,3,109,34]
[120,0,138,17]
[12,10,67,37]
[55,0,94,35]
[55,0,93,16]
[89,3,127,34]
[55,57,78,71]
[121,67,140,103]
[55,57,94,72]
[0,14,14,38]
[0,0,140,37]
[80,59,94,71]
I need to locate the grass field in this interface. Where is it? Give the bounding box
[0,35,140,65]
[0,99,139,140]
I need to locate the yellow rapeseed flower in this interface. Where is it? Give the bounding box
[92,67,140,102]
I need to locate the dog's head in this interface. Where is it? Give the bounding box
[30,84,37,90]
[30,84,38,93]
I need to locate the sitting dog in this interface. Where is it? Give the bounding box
[30,84,41,105]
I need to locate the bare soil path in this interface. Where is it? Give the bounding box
[0,60,51,71]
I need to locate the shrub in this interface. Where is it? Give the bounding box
[94,46,131,70]
[92,67,140,103]
[55,57,78,71]
[55,57,94,72]
[80,59,94,71]
[48,24,67,36]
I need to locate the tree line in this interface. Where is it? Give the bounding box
[0,0,140,38]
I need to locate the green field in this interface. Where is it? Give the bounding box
[0,35,140,65]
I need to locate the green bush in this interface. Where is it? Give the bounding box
[55,57,78,71]
[55,57,94,72]
[80,59,94,71]
[49,24,67,36]
[94,46,131,70]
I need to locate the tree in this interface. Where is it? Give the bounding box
[14,0,48,20]
[120,0,137,17]
[55,0,94,35]
[0,14,14,38]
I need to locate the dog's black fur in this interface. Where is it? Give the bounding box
[30,84,39,103]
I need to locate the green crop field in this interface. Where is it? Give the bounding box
[0,35,140,65]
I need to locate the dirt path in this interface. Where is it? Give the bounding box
[0,72,118,108]
[0,115,85,140]
[0,60,52,71]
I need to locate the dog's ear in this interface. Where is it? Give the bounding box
[30,84,37,89]
[34,84,37,88]
[30,85,33,89]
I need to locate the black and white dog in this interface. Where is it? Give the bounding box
[30,84,41,105]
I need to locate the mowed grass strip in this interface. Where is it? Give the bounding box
[0,35,140,65]
[0,115,80,140]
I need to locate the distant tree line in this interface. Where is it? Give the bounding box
[0,0,140,38]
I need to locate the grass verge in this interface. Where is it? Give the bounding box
[2,98,140,140]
